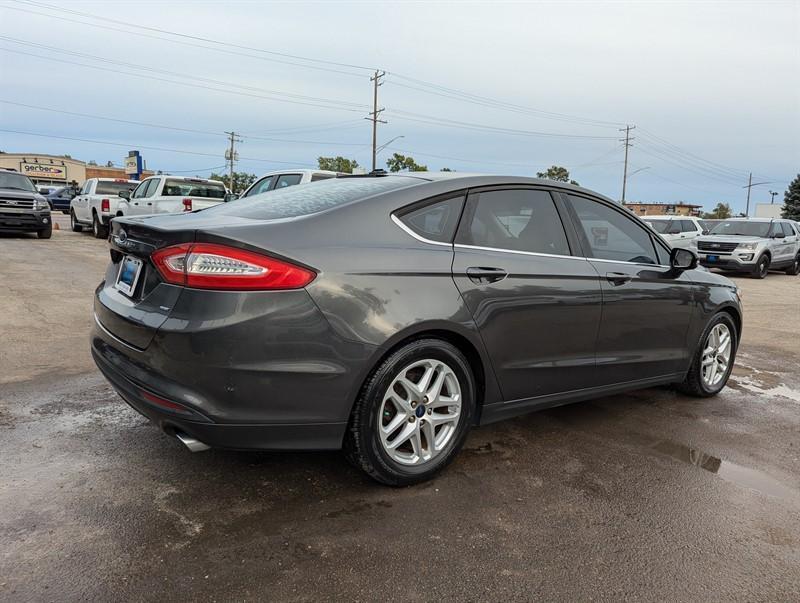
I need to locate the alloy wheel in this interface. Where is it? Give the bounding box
[701,323,732,388]
[377,358,462,466]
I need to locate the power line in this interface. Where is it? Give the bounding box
[12,0,377,74]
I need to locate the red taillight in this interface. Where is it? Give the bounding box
[182,198,193,212]
[101,198,110,212]
[141,390,193,415]
[151,243,316,290]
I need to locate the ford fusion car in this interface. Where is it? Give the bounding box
[91,173,743,485]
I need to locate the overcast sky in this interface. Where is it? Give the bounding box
[1,0,798,212]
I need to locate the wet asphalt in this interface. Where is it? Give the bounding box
[1,220,799,602]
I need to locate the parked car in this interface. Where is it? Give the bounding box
[92,174,743,485]
[238,169,338,198]
[117,175,228,218]
[0,169,52,238]
[693,218,800,278]
[46,185,79,214]
[643,215,706,248]
[71,178,139,238]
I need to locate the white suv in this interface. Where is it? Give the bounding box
[119,176,228,216]
[70,178,139,238]
[694,218,800,278]
[239,169,338,198]
[642,215,706,249]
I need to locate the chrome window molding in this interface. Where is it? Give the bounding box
[390,214,453,247]
[454,243,588,262]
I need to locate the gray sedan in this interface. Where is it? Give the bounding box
[91,173,742,485]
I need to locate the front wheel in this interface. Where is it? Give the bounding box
[677,313,738,397]
[751,254,769,279]
[344,339,475,486]
[70,210,82,232]
[786,255,799,276]
[37,222,52,239]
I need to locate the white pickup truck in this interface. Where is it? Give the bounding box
[70,178,139,238]
[117,176,228,218]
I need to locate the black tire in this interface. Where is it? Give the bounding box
[786,255,799,276]
[92,213,108,239]
[344,339,475,486]
[37,222,52,239]
[70,210,83,233]
[676,313,738,397]
[751,254,769,279]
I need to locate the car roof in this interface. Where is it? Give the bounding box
[725,217,775,222]
[254,169,339,177]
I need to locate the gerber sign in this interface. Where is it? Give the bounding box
[20,162,67,180]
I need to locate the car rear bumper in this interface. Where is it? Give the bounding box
[91,283,376,450]
[0,210,51,232]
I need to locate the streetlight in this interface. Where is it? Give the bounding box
[769,190,778,204]
[376,135,404,154]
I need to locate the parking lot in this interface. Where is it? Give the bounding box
[1,225,799,601]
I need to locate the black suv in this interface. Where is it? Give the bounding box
[0,169,52,238]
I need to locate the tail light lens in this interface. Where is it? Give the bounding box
[151,243,316,290]
[101,198,110,212]
[182,198,193,212]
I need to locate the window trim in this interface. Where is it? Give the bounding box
[392,190,468,246]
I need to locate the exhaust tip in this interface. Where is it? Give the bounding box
[174,431,211,452]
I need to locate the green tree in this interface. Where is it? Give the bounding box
[702,202,733,219]
[781,174,800,221]
[209,171,257,193]
[386,153,427,172]
[317,156,359,173]
[536,165,579,186]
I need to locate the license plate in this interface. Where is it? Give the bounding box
[115,255,143,297]
[707,255,718,262]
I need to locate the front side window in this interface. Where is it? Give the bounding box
[457,189,570,256]
[275,174,303,189]
[396,195,464,243]
[81,180,93,195]
[568,195,658,264]
[131,179,152,199]
[244,176,274,197]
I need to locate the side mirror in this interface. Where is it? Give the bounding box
[118,190,130,200]
[225,192,239,202]
[701,230,709,235]
[670,247,698,271]
[773,231,785,239]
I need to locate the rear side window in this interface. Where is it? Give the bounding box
[206,176,417,220]
[275,174,303,189]
[457,189,570,256]
[681,220,697,233]
[95,181,136,195]
[568,195,658,264]
[396,195,464,243]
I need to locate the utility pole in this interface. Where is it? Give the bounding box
[619,124,635,203]
[366,70,386,172]
[769,190,778,204]
[741,173,772,216]
[224,131,242,192]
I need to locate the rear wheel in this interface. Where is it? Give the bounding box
[344,339,475,486]
[751,254,769,279]
[786,255,799,276]
[677,313,737,397]
[92,213,108,239]
[70,210,82,232]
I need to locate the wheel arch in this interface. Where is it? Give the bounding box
[351,324,500,425]
[717,303,742,342]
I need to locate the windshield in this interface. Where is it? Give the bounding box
[204,176,419,220]
[709,220,771,237]
[163,179,226,198]
[96,181,136,195]
[644,220,671,233]
[0,171,37,192]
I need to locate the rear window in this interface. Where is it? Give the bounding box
[95,180,136,195]
[162,179,226,198]
[205,177,418,220]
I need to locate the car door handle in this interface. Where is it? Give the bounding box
[147,202,152,206]
[466,267,507,284]
[606,272,632,286]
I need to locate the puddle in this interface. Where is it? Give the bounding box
[652,440,798,501]
[730,375,800,404]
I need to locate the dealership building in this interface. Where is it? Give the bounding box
[0,152,155,190]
